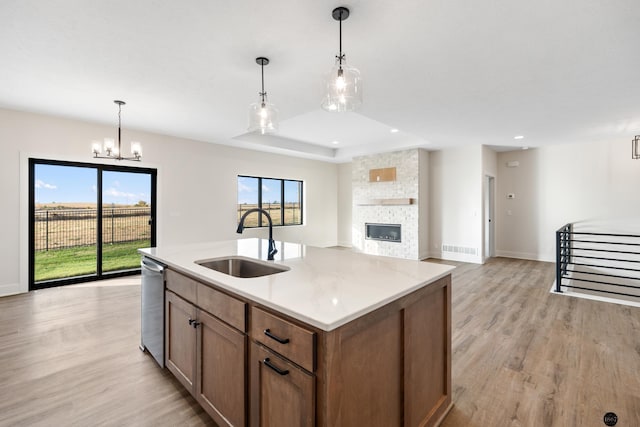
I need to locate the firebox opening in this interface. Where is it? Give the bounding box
[365,223,402,243]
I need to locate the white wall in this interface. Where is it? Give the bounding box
[0,108,338,296]
[337,162,352,247]
[429,145,483,263]
[496,140,640,261]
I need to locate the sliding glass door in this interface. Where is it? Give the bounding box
[101,170,152,273]
[29,159,157,290]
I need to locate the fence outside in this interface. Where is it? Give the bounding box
[237,203,301,227]
[34,207,151,251]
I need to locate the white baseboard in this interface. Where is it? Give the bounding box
[426,250,482,264]
[0,282,25,298]
[495,250,553,263]
[337,241,353,248]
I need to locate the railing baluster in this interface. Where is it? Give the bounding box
[556,227,563,293]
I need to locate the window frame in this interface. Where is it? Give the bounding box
[237,175,303,228]
[28,158,158,290]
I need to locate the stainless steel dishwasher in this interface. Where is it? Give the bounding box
[140,257,166,367]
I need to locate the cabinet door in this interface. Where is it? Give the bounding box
[249,342,314,427]
[165,291,197,395]
[197,309,246,427]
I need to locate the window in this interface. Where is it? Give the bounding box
[237,175,303,228]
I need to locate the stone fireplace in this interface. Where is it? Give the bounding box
[351,149,429,260]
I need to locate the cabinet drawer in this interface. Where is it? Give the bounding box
[166,269,197,303]
[249,342,315,427]
[197,283,246,332]
[251,307,315,372]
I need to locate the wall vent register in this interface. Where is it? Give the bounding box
[365,223,401,242]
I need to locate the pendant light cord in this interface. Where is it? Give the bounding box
[117,102,122,155]
[260,62,266,106]
[338,12,344,70]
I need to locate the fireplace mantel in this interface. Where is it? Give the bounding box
[357,198,415,206]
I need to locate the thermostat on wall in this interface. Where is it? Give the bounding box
[506,193,515,199]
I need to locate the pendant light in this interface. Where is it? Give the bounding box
[92,100,141,161]
[321,6,362,112]
[633,135,640,159]
[248,57,278,134]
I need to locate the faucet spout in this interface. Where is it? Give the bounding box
[236,208,278,261]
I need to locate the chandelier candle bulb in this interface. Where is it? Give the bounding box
[131,142,142,157]
[103,138,115,154]
[91,141,102,155]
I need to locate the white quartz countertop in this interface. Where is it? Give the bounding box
[139,239,455,331]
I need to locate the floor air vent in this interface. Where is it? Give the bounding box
[442,245,478,255]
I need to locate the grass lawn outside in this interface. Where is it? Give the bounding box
[34,239,150,282]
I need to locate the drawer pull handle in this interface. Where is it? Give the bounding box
[264,329,290,344]
[263,358,289,376]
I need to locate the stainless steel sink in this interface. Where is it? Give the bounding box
[195,256,289,278]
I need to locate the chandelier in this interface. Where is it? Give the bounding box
[92,100,141,161]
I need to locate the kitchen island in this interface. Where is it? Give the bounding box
[140,238,455,427]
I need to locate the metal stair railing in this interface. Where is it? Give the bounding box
[555,223,640,298]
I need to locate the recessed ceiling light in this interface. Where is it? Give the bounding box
[332,140,340,145]
[390,128,399,133]
[514,135,524,140]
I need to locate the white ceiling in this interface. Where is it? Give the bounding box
[1,0,639,163]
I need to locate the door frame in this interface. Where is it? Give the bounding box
[28,158,157,290]
[483,174,495,262]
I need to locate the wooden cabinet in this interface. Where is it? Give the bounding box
[165,270,248,427]
[249,342,314,427]
[197,309,246,427]
[165,291,197,394]
[164,268,451,427]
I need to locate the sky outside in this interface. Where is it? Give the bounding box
[35,164,151,205]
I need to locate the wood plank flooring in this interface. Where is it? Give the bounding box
[0,258,638,426]
[0,277,214,427]
[437,257,640,427]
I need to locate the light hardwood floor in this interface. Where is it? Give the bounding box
[0,258,638,426]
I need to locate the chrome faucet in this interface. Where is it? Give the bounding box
[236,208,278,261]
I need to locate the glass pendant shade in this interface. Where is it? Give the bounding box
[248,57,278,135]
[248,97,278,134]
[321,55,362,112]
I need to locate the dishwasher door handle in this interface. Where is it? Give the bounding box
[141,259,164,273]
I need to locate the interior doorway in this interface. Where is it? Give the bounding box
[29,158,157,290]
[484,175,495,261]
